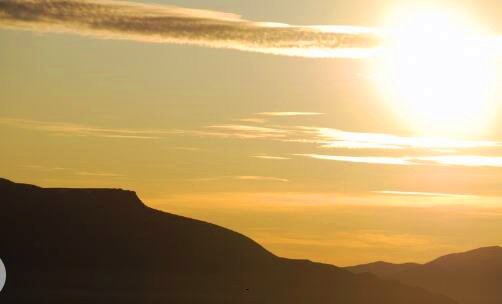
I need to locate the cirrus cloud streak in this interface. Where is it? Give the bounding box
[0,0,380,58]
[298,153,502,168]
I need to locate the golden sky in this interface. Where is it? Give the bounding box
[2,0,502,266]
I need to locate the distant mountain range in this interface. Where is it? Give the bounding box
[0,178,455,303]
[346,246,502,304]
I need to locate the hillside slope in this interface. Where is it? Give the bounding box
[346,247,502,304]
[0,178,455,303]
[346,261,420,277]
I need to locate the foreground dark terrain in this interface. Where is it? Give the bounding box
[0,178,456,303]
[346,246,502,304]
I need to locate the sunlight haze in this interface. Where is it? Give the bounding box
[2,0,502,267]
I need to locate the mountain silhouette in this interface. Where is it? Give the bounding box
[346,246,502,304]
[0,178,456,303]
[346,261,420,277]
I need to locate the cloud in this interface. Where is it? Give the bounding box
[21,164,125,178]
[182,119,502,170]
[12,114,492,154]
[236,176,289,182]
[22,165,69,172]
[148,191,502,214]
[257,112,324,117]
[251,155,291,160]
[197,122,500,151]
[0,0,380,58]
[298,153,502,168]
[203,124,289,139]
[0,117,176,139]
[148,191,501,265]
[6,116,502,170]
[188,175,289,183]
[255,230,431,249]
[235,118,267,124]
[170,146,201,152]
[76,171,125,177]
[417,155,502,168]
[311,127,501,150]
[297,154,411,165]
[375,190,477,198]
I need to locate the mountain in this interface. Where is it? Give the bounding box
[346,261,420,277]
[0,178,456,303]
[346,247,502,304]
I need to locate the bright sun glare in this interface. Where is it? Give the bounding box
[375,6,498,137]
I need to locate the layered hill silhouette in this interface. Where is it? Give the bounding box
[346,246,502,304]
[0,178,456,303]
[346,261,420,278]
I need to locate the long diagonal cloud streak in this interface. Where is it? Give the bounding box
[0,0,381,58]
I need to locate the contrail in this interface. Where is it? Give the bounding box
[0,0,381,58]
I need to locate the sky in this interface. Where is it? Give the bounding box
[2,0,502,266]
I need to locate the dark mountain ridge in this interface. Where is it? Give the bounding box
[346,246,502,304]
[0,178,456,303]
[346,261,420,277]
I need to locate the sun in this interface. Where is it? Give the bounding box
[374,5,498,137]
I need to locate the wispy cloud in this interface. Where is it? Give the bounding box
[197,122,500,151]
[189,175,289,183]
[235,118,267,124]
[311,127,501,150]
[298,153,502,168]
[22,165,69,172]
[0,117,176,139]
[257,112,324,117]
[0,0,380,58]
[184,119,502,170]
[375,190,477,198]
[149,191,502,212]
[256,230,431,250]
[22,164,125,178]
[332,230,432,249]
[417,155,502,168]
[251,155,291,160]
[297,154,411,165]
[76,171,125,177]
[169,146,201,152]
[236,175,289,182]
[7,116,502,170]
[202,124,289,139]
[11,114,491,154]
